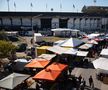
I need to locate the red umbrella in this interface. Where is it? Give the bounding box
[46,62,68,71]
[33,69,61,81]
[25,60,50,68]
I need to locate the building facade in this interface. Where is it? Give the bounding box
[0,12,108,33]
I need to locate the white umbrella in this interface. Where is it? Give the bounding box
[63,48,77,55]
[0,73,30,89]
[60,38,83,48]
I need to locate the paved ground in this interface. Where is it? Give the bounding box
[71,65,108,90]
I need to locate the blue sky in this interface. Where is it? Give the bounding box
[0,0,108,12]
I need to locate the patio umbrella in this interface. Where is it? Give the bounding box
[25,60,50,68]
[0,73,30,89]
[46,62,68,71]
[60,38,83,48]
[33,69,61,81]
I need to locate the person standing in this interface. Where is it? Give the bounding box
[89,75,94,88]
[78,75,82,84]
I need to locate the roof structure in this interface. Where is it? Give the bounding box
[0,11,108,17]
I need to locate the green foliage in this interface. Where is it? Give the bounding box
[0,30,8,41]
[82,6,108,14]
[0,40,16,58]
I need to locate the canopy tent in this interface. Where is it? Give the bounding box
[47,46,67,55]
[51,28,80,37]
[100,49,108,56]
[25,60,50,68]
[87,40,98,44]
[38,54,56,61]
[33,69,61,81]
[0,73,30,89]
[63,48,78,55]
[92,57,108,70]
[77,51,88,57]
[78,43,93,50]
[60,38,83,48]
[51,28,79,32]
[46,62,68,71]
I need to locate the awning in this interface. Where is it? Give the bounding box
[77,51,88,56]
[47,46,67,55]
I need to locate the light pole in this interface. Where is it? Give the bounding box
[7,0,10,11]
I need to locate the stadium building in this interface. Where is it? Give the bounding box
[0,11,108,33]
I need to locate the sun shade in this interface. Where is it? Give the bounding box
[46,62,68,71]
[25,60,50,68]
[60,38,83,48]
[33,69,61,81]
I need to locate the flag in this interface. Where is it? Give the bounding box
[73,4,75,8]
[46,3,47,9]
[14,2,16,8]
[60,3,62,9]
[94,0,96,3]
[51,8,53,11]
[30,3,33,7]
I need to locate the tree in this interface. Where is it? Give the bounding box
[82,6,108,14]
[0,30,8,41]
[82,5,87,13]
[0,40,16,63]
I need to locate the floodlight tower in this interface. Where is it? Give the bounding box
[94,0,96,6]
[7,0,10,11]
